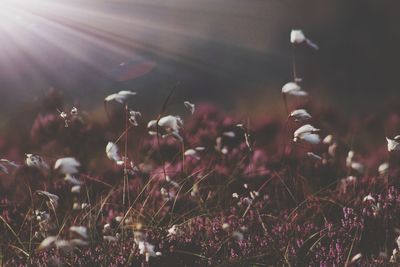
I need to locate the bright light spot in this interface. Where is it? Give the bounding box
[0,0,47,25]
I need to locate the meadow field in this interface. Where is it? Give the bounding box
[1,29,400,266]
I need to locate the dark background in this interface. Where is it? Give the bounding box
[1,0,400,124]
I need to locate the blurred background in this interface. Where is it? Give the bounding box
[1,0,400,125]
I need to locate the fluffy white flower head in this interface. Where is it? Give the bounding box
[184,101,195,114]
[147,115,183,141]
[106,142,123,165]
[293,124,320,144]
[70,226,88,239]
[54,157,80,175]
[104,90,136,103]
[290,29,319,50]
[290,30,306,44]
[25,154,49,170]
[386,136,400,152]
[289,109,312,122]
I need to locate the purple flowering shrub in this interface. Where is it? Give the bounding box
[1,89,400,267]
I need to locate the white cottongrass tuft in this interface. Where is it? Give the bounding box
[1,159,19,168]
[161,187,175,201]
[363,194,375,203]
[299,134,321,144]
[59,111,69,127]
[222,223,230,231]
[346,151,354,167]
[346,176,357,183]
[106,142,124,165]
[391,249,400,263]
[138,241,155,259]
[346,151,364,174]
[250,190,259,200]
[59,111,67,119]
[104,90,136,103]
[0,159,19,174]
[232,231,244,241]
[386,136,400,152]
[54,157,80,175]
[281,82,308,96]
[69,226,88,239]
[328,143,337,157]
[129,110,141,126]
[293,124,320,144]
[282,82,300,94]
[223,131,236,138]
[215,137,229,154]
[290,30,306,44]
[167,225,178,236]
[147,120,157,136]
[25,154,49,170]
[137,241,160,262]
[71,185,81,194]
[351,162,365,174]
[102,223,111,233]
[70,107,78,116]
[191,184,199,198]
[38,236,57,251]
[73,202,81,210]
[288,90,308,97]
[158,115,183,133]
[147,115,183,141]
[37,190,59,208]
[350,253,362,263]
[397,235,400,250]
[294,124,319,137]
[323,134,333,144]
[184,101,195,114]
[167,225,183,237]
[184,149,200,160]
[289,109,312,122]
[290,29,319,50]
[345,175,357,183]
[378,162,389,176]
[35,210,50,221]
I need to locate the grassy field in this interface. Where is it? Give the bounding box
[1,30,400,267]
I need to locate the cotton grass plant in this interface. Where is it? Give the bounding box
[1,30,400,267]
